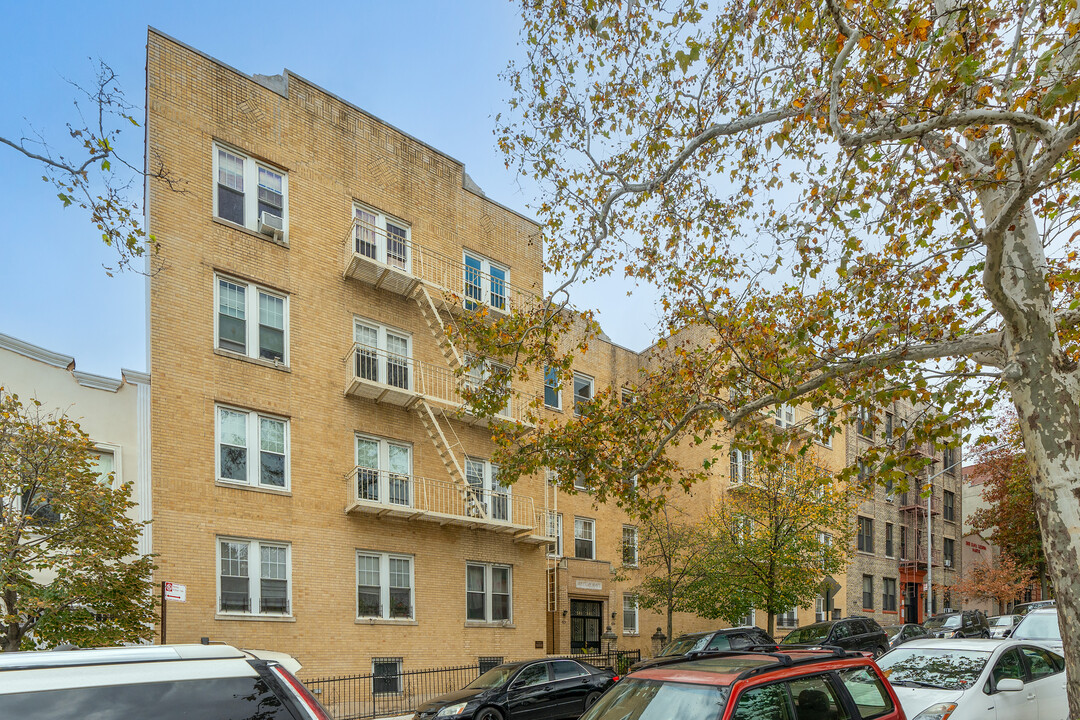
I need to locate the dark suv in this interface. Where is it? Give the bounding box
[780,617,890,656]
[629,626,777,672]
[582,647,905,720]
[923,609,991,638]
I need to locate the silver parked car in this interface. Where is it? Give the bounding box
[988,614,1021,638]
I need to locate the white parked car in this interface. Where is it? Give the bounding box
[987,614,1021,639]
[1011,608,1063,652]
[877,638,1067,720]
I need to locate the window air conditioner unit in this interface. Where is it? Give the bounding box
[944,559,952,567]
[259,211,284,239]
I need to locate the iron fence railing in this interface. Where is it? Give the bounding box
[306,650,641,720]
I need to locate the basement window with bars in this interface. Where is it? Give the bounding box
[372,658,403,695]
[218,538,290,615]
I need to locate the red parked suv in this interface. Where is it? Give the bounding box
[580,647,905,720]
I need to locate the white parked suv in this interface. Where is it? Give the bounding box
[0,643,330,720]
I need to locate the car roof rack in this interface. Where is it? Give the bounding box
[639,645,859,676]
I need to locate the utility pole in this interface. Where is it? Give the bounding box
[924,455,961,619]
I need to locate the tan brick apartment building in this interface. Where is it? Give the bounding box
[145,30,958,677]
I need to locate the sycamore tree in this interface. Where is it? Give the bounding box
[622,502,712,642]
[969,415,1049,595]
[689,450,855,637]
[0,388,155,651]
[463,0,1080,709]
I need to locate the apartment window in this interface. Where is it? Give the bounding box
[900,526,908,559]
[622,526,639,566]
[355,435,412,506]
[944,538,955,567]
[862,575,874,610]
[885,523,894,558]
[857,516,873,553]
[465,457,510,521]
[884,412,894,440]
[466,563,512,622]
[815,595,827,622]
[777,608,798,628]
[547,513,563,557]
[944,490,956,521]
[218,538,290,615]
[214,145,287,237]
[216,276,288,363]
[739,608,756,627]
[621,388,636,406]
[217,406,289,489]
[814,406,832,448]
[730,446,753,484]
[357,552,414,620]
[372,657,403,695]
[464,355,512,416]
[573,470,591,493]
[882,577,897,612]
[573,373,594,416]
[856,407,873,439]
[463,251,509,312]
[623,594,638,634]
[574,517,596,559]
[544,366,561,409]
[353,204,410,271]
[353,319,412,390]
[774,404,795,429]
[943,446,957,474]
[819,532,833,569]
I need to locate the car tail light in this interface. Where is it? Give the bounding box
[271,664,333,720]
[612,675,620,683]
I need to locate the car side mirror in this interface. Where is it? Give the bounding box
[997,679,1025,692]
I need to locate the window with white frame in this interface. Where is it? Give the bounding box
[774,404,796,428]
[730,445,753,484]
[814,406,833,448]
[574,517,595,559]
[622,526,638,566]
[547,513,563,557]
[355,435,412,506]
[820,532,833,569]
[464,354,512,417]
[353,319,412,390]
[777,608,798,628]
[356,552,414,620]
[623,594,638,634]
[466,563,512,622]
[216,276,288,364]
[214,144,287,237]
[90,447,117,486]
[815,595,828,622]
[573,373,594,416]
[464,457,510,521]
[463,251,509,312]
[218,537,290,615]
[217,406,289,489]
[353,204,411,271]
[739,608,756,627]
[544,366,562,410]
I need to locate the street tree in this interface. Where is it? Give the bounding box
[0,60,180,274]
[621,502,712,642]
[0,388,156,651]
[951,554,1035,612]
[467,0,1080,709]
[968,416,1049,596]
[690,450,855,637]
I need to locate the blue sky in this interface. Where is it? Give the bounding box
[0,0,659,377]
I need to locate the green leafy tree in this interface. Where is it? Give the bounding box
[0,388,156,651]
[691,451,855,637]
[468,0,1080,709]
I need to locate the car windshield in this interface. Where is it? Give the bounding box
[579,678,729,720]
[878,648,991,690]
[781,624,831,644]
[924,615,962,629]
[466,664,522,689]
[1012,612,1061,641]
[660,636,709,656]
[990,616,1014,627]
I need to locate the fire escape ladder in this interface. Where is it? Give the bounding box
[417,400,485,518]
[416,285,463,372]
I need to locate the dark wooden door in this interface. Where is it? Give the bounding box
[570,600,602,652]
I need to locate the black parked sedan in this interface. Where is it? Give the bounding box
[413,658,616,720]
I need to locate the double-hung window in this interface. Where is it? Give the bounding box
[622,526,638,566]
[217,406,289,489]
[730,445,753,484]
[944,538,955,567]
[862,575,874,610]
[216,276,288,364]
[623,594,638,634]
[814,406,832,447]
[218,537,290,615]
[547,513,563,557]
[774,404,796,428]
[544,366,561,410]
[463,251,509,312]
[777,608,798,628]
[357,552,414,620]
[353,204,411,271]
[883,578,897,611]
[885,523,895,558]
[943,490,956,521]
[857,516,874,553]
[464,355,512,417]
[464,457,510,521]
[574,517,595,559]
[354,319,412,390]
[214,145,288,238]
[573,373,594,416]
[355,435,412,506]
[466,563,512,622]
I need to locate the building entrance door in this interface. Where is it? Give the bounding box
[904,582,920,623]
[570,599,602,653]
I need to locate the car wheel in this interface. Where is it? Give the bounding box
[874,646,887,658]
[982,631,990,639]
[475,708,504,720]
[585,691,603,709]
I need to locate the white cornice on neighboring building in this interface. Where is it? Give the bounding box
[0,332,75,371]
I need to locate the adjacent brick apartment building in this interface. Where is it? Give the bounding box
[145,29,959,678]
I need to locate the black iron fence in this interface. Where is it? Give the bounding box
[306,649,641,720]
